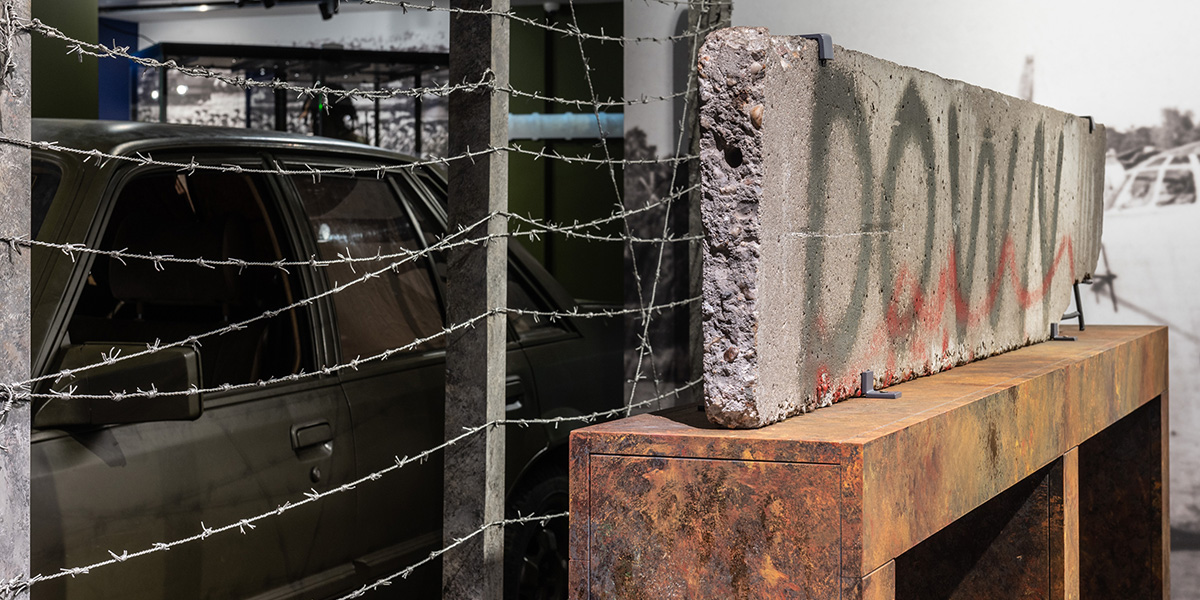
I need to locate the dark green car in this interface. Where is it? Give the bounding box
[29,119,622,600]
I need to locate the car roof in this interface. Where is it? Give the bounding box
[32,118,419,164]
[1155,140,1200,158]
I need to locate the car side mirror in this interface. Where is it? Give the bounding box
[33,343,203,428]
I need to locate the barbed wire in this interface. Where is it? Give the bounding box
[0,135,695,177]
[3,230,696,278]
[20,297,698,402]
[624,1,710,414]
[12,212,486,391]
[357,0,722,45]
[560,0,673,415]
[497,82,691,109]
[2,0,716,595]
[0,379,698,594]
[334,511,569,600]
[3,193,701,276]
[15,18,486,101]
[17,10,706,110]
[0,2,19,84]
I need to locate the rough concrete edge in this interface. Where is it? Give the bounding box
[698,27,770,429]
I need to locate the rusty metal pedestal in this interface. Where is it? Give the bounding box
[569,325,1169,599]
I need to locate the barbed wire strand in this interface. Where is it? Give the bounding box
[0,185,702,272]
[14,211,495,391]
[564,0,670,415]
[22,297,698,402]
[627,0,709,417]
[17,13,704,108]
[333,511,569,600]
[1,135,695,175]
[1,380,698,593]
[357,0,722,45]
[0,2,720,596]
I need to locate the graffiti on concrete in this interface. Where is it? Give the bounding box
[699,28,1105,428]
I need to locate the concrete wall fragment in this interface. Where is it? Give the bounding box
[699,27,1105,428]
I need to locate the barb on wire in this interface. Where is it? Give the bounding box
[0,186,703,273]
[0,135,693,179]
[333,511,569,600]
[17,212,495,392]
[15,9,710,110]
[357,0,723,45]
[506,143,696,166]
[0,134,500,175]
[9,381,698,592]
[0,1,19,84]
[498,82,692,109]
[15,18,484,102]
[21,299,700,402]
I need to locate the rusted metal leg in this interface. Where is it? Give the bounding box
[1050,449,1079,600]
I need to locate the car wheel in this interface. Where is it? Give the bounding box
[505,470,569,600]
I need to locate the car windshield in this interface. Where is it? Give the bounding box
[32,158,62,238]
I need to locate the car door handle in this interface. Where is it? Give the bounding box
[291,421,333,452]
[505,375,524,412]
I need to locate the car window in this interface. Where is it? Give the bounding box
[1115,170,1159,210]
[66,168,313,388]
[293,174,446,359]
[507,267,570,338]
[1158,169,1196,206]
[397,171,567,340]
[1171,155,1191,165]
[32,159,62,239]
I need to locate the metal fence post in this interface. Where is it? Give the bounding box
[0,0,30,596]
[444,1,508,598]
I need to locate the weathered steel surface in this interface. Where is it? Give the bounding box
[1049,449,1079,600]
[697,27,1106,428]
[588,455,839,598]
[570,325,1166,598]
[1079,397,1167,599]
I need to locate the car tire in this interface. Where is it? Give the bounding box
[505,469,569,600]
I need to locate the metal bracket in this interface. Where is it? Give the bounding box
[861,370,901,399]
[1050,322,1076,342]
[1051,280,1091,341]
[1080,115,1095,133]
[797,33,834,61]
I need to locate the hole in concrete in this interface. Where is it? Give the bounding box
[725,146,743,168]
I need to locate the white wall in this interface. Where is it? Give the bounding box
[733,0,1200,131]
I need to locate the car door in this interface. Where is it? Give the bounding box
[30,155,358,600]
[281,157,544,595]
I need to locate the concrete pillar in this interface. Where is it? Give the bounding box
[443,0,507,598]
[0,0,31,596]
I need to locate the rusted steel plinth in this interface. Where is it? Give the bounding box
[570,325,1169,599]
